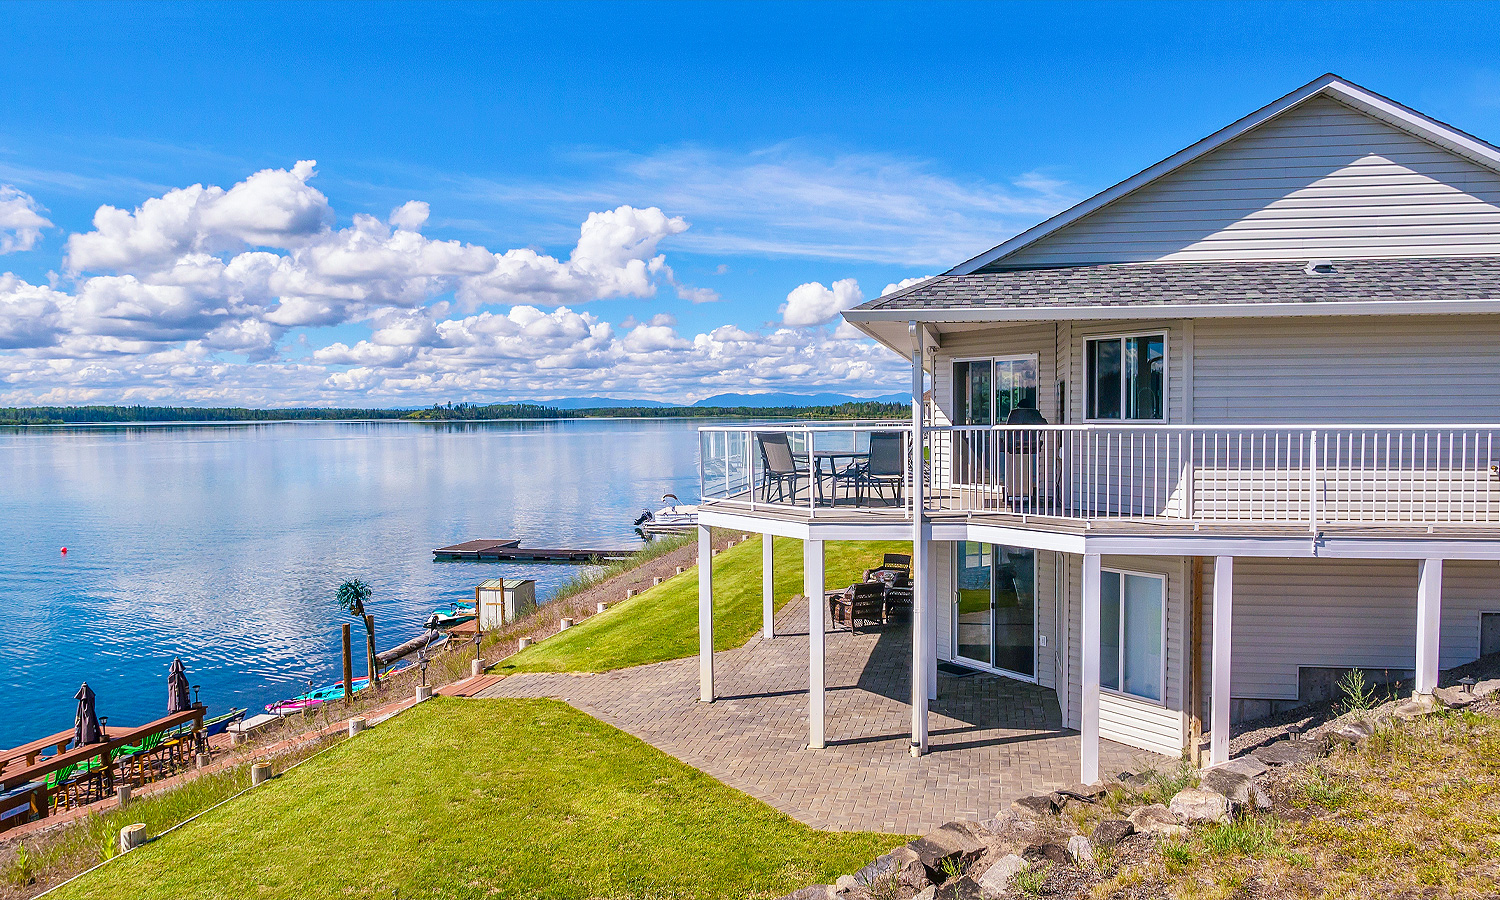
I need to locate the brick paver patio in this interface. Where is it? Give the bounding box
[474,595,1152,833]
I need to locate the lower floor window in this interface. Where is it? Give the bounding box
[1099,569,1165,702]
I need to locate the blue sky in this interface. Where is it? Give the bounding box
[0,1,1498,406]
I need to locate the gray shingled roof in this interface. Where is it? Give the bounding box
[852,256,1500,312]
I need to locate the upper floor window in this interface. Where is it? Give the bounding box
[1087,334,1165,421]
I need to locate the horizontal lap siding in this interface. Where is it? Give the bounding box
[1198,558,1500,705]
[1063,553,1187,757]
[1192,316,1500,424]
[999,96,1500,267]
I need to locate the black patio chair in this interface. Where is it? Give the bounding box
[853,431,906,506]
[756,431,807,503]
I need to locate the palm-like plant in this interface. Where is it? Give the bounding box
[336,579,378,686]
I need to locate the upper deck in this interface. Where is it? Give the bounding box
[698,423,1500,543]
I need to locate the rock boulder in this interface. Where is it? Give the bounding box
[1066,834,1094,865]
[1127,804,1187,838]
[1169,787,1235,825]
[1090,819,1135,847]
[973,854,1026,899]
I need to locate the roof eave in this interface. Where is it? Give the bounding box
[843,298,1500,325]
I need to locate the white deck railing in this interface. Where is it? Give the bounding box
[699,423,1500,528]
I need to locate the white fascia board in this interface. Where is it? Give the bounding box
[1081,532,1500,560]
[947,75,1500,277]
[1322,81,1500,173]
[964,523,1087,554]
[843,298,1500,326]
[697,508,810,540]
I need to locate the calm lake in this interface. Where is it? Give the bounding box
[0,419,712,748]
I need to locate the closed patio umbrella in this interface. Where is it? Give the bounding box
[73,682,101,747]
[167,657,191,713]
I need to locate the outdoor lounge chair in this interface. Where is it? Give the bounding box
[828,582,888,631]
[853,431,906,505]
[756,431,807,503]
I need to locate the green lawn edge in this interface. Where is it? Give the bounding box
[51,699,901,900]
[495,535,912,675]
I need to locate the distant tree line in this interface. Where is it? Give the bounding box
[1,400,910,425]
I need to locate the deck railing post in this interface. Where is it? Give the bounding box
[1308,429,1320,533]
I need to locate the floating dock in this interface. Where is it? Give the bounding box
[433,539,635,562]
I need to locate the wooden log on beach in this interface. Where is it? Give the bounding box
[376,629,443,665]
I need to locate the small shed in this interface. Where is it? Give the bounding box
[476,579,537,629]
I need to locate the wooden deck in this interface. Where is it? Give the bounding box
[433,539,635,561]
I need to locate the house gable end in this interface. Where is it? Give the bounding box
[959,80,1500,271]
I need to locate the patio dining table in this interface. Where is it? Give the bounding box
[807,449,868,505]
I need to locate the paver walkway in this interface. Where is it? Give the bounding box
[475,595,1151,833]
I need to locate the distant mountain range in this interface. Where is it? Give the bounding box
[691,392,907,408]
[540,392,905,409]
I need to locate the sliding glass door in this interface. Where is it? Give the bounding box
[953,542,1036,679]
[952,356,1039,485]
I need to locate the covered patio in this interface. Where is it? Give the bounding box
[476,594,1147,833]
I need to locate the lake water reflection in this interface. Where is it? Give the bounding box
[0,419,711,747]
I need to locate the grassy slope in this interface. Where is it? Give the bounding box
[496,536,911,675]
[1087,708,1500,899]
[53,700,898,900]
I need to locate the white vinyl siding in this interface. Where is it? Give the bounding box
[1061,554,1186,757]
[1192,315,1500,424]
[998,95,1500,267]
[1197,558,1500,706]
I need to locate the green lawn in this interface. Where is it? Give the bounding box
[496,536,911,675]
[54,699,899,900]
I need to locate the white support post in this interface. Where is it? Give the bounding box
[1080,553,1101,784]
[762,534,775,640]
[806,538,826,750]
[698,526,714,703]
[1210,556,1234,766]
[909,320,930,755]
[1415,558,1443,696]
[926,539,938,702]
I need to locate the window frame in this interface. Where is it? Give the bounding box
[951,353,1041,426]
[1083,331,1168,424]
[1098,566,1168,706]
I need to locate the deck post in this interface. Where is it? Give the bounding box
[926,539,938,702]
[1415,558,1443,696]
[1080,552,1101,784]
[763,534,775,640]
[910,320,931,753]
[1210,556,1234,766]
[698,525,714,702]
[807,537,826,749]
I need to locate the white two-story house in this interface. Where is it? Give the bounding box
[692,74,1500,783]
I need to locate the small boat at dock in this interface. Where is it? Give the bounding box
[265,662,412,714]
[634,493,698,534]
[425,603,475,629]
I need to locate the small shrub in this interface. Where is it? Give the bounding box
[1012,861,1049,896]
[1337,668,1379,713]
[1202,819,1279,857]
[1297,767,1355,810]
[1159,839,1196,873]
[5,843,33,886]
[939,856,962,881]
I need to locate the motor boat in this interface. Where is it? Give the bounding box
[633,493,698,534]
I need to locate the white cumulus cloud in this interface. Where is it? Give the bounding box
[0,186,53,254]
[780,277,863,327]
